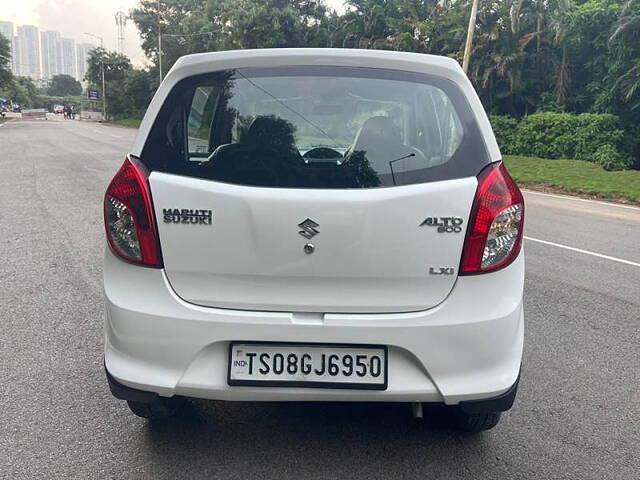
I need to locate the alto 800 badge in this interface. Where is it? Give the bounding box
[420,216,464,233]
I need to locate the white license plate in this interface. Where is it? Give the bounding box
[228,342,387,390]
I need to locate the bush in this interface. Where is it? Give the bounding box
[490,112,634,169]
[593,144,633,171]
[489,115,518,154]
[512,113,575,158]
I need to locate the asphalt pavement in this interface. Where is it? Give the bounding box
[1,117,638,479]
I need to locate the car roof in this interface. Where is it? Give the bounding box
[131,48,500,162]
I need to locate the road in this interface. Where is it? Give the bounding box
[1,117,638,479]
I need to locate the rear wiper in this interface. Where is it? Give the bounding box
[389,153,416,185]
[341,151,415,177]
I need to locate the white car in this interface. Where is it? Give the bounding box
[103,49,524,433]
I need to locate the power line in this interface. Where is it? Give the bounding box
[161,31,216,38]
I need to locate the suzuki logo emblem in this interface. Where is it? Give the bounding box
[298,218,319,239]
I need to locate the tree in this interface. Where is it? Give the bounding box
[340,0,435,49]
[610,0,640,109]
[221,0,324,49]
[0,32,12,89]
[560,0,616,112]
[549,0,572,104]
[418,3,469,56]
[0,35,38,107]
[611,0,640,41]
[48,74,82,96]
[132,0,331,74]
[85,47,133,119]
[0,78,35,107]
[132,0,214,75]
[122,68,157,117]
[85,47,131,85]
[16,77,37,104]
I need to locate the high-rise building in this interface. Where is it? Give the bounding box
[0,21,16,73]
[12,34,22,75]
[15,25,40,79]
[0,21,12,41]
[41,30,61,79]
[59,37,76,78]
[76,43,94,83]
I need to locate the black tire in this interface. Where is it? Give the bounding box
[452,410,501,433]
[126,396,185,420]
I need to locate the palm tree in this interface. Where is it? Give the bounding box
[614,62,640,108]
[467,10,530,115]
[510,0,546,52]
[610,0,640,41]
[610,0,640,108]
[550,0,572,104]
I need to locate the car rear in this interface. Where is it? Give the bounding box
[103,49,524,431]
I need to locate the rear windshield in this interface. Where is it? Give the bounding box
[142,66,489,188]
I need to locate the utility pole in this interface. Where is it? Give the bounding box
[101,61,106,121]
[84,33,106,121]
[462,0,479,74]
[157,0,163,83]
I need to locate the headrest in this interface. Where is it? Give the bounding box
[245,115,296,148]
[354,116,402,147]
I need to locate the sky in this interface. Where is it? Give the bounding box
[0,0,347,67]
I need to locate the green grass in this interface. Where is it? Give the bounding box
[110,117,142,128]
[503,155,640,204]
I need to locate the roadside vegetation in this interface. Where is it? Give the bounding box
[491,112,635,171]
[110,118,143,128]
[504,155,640,204]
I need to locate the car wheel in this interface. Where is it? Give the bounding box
[126,396,185,420]
[451,410,501,433]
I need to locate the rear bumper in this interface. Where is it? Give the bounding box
[107,363,520,413]
[104,248,524,405]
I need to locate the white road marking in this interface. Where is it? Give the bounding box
[523,190,640,211]
[524,236,640,268]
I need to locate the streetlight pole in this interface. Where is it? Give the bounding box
[84,33,106,121]
[83,32,103,48]
[462,0,479,74]
[157,0,163,83]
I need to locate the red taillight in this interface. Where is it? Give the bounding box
[104,156,163,267]
[460,162,524,275]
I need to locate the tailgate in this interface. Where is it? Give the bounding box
[151,172,476,313]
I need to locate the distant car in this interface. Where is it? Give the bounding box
[53,105,64,114]
[103,49,525,433]
[12,105,21,113]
